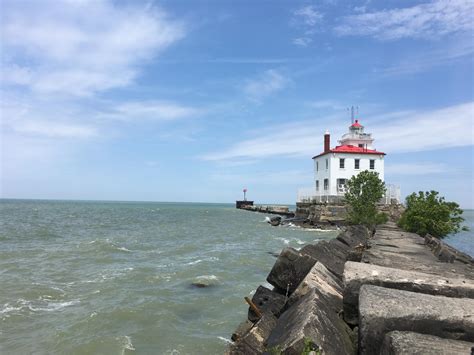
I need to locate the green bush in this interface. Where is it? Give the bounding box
[344,170,388,228]
[398,190,467,238]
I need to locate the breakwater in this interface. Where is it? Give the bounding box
[237,204,295,218]
[226,222,474,354]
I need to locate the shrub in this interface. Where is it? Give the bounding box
[398,190,466,238]
[344,170,388,228]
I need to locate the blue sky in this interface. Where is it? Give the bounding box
[1,0,473,207]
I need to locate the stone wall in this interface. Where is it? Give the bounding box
[296,202,404,226]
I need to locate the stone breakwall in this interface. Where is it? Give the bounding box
[226,222,474,354]
[295,203,404,226]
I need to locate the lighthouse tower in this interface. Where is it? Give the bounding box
[312,119,385,197]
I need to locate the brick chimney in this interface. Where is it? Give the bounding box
[324,130,330,152]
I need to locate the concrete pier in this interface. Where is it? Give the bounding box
[226,222,474,354]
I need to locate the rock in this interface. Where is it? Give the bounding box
[248,286,287,322]
[227,314,277,354]
[286,261,343,312]
[231,320,254,341]
[358,285,474,354]
[269,216,282,226]
[381,331,474,355]
[189,282,214,289]
[266,288,355,355]
[300,239,349,279]
[336,225,369,248]
[343,261,474,325]
[425,234,474,265]
[266,247,316,294]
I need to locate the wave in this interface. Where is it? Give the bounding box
[120,335,135,353]
[185,256,219,266]
[195,275,218,281]
[217,336,232,344]
[83,239,133,253]
[1,299,79,315]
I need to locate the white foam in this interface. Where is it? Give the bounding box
[186,259,203,266]
[28,300,80,312]
[116,246,132,252]
[121,335,135,352]
[196,275,218,281]
[2,299,79,314]
[0,304,22,315]
[217,336,232,344]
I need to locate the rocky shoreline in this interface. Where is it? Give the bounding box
[225,222,474,354]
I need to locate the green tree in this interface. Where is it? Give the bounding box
[344,170,388,228]
[398,190,466,238]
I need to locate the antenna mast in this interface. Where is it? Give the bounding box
[351,106,354,124]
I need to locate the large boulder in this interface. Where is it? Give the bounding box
[358,285,474,354]
[300,239,350,279]
[266,288,355,355]
[286,261,343,312]
[266,247,316,294]
[248,286,287,322]
[381,331,474,355]
[226,314,277,355]
[343,261,474,325]
[336,225,370,248]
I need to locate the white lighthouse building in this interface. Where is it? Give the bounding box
[312,119,385,197]
[297,117,400,204]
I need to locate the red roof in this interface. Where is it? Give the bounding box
[351,119,362,128]
[312,145,385,159]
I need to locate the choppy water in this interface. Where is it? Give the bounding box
[0,200,341,354]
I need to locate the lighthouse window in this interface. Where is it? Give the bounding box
[358,144,364,148]
[370,159,375,169]
[324,179,329,190]
[316,180,319,191]
[355,159,360,169]
[316,161,319,171]
[325,159,328,169]
[339,158,345,169]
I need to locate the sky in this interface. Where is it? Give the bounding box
[1,0,473,207]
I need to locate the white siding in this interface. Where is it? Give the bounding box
[314,153,384,196]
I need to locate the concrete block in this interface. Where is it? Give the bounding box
[300,240,349,278]
[227,314,277,354]
[359,285,474,354]
[336,225,369,248]
[381,331,474,355]
[343,261,474,325]
[248,286,287,322]
[266,247,316,294]
[266,288,355,355]
[287,261,343,312]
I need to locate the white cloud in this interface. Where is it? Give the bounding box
[309,100,345,110]
[202,102,474,161]
[293,6,323,27]
[11,120,98,138]
[335,0,474,40]
[293,37,313,47]
[1,0,185,96]
[243,69,289,102]
[291,5,323,46]
[102,101,201,122]
[385,163,446,175]
[211,170,313,185]
[379,39,474,76]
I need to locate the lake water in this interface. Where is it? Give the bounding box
[0,200,472,354]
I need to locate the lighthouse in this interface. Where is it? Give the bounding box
[312,119,385,197]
